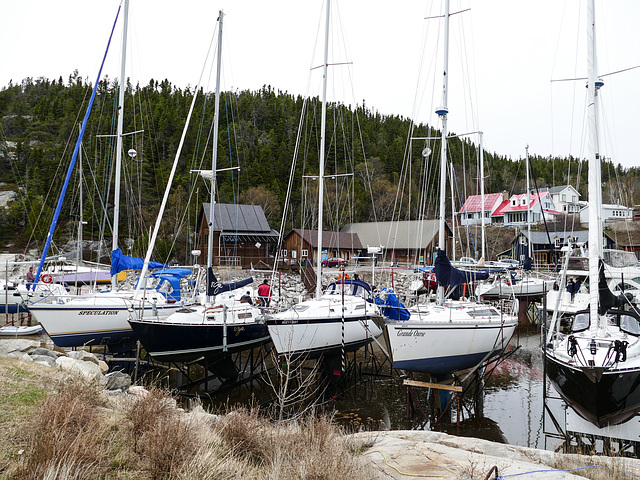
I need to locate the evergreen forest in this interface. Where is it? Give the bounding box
[1,73,639,264]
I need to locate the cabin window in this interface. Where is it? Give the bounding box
[620,315,640,336]
[292,304,309,312]
[281,249,287,257]
[301,249,308,257]
[157,280,174,296]
[571,312,590,333]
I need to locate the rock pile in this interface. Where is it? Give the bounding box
[0,338,132,393]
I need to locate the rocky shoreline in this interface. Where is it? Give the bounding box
[2,336,639,479]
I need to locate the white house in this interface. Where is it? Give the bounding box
[545,185,581,214]
[579,203,634,223]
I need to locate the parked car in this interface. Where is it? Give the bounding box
[457,257,477,265]
[321,257,348,268]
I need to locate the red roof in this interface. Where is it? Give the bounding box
[459,192,505,214]
[499,192,549,213]
[491,200,510,217]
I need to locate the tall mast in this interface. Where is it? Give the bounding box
[479,132,485,260]
[586,0,602,330]
[525,145,532,260]
[111,0,129,290]
[207,10,224,303]
[77,124,83,269]
[436,0,451,305]
[316,0,330,300]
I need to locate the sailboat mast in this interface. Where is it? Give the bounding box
[78,124,83,269]
[586,0,601,329]
[525,145,532,260]
[207,10,224,301]
[479,132,485,260]
[111,0,129,290]
[436,0,451,304]
[316,0,330,300]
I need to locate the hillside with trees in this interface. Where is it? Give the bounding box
[1,73,639,263]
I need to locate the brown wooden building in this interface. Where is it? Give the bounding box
[341,220,451,266]
[196,203,279,267]
[280,229,362,266]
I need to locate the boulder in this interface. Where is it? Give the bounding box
[0,339,40,357]
[67,350,100,365]
[104,371,132,391]
[56,355,104,383]
[98,360,109,374]
[30,354,57,367]
[30,347,61,359]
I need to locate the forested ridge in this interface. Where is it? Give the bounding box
[1,73,639,262]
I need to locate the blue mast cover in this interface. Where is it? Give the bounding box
[434,249,489,287]
[110,248,166,275]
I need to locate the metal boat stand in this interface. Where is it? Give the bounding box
[134,344,274,398]
[402,346,520,427]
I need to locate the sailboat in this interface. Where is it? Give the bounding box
[27,0,196,348]
[262,0,383,359]
[544,0,640,428]
[381,0,517,376]
[128,11,271,364]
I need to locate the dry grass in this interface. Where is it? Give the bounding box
[548,454,634,480]
[0,357,376,480]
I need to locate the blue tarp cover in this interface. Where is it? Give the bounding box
[434,249,489,287]
[375,287,410,321]
[110,248,166,276]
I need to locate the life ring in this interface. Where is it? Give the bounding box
[41,274,53,284]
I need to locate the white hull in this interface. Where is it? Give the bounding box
[265,294,382,357]
[385,301,517,375]
[28,290,188,348]
[0,325,43,336]
[476,277,554,299]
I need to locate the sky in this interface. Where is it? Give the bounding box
[1,0,639,170]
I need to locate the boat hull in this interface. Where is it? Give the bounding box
[386,320,516,375]
[266,314,382,359]
[28,297,186,348]
[129,315,270,363]
[0,325,43,336]
[545,353,640,427]
[477,279,554,300]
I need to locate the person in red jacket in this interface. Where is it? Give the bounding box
[257,279,272,307]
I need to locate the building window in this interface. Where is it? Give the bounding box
[562,194,566,201]
[281,249,287,257]
[301,249,308,257]
[572,195,577,202]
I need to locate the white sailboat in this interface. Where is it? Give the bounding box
[27,0,196,348]
[128,11,271,363]
[263,0,383,359]
[382,0,517,377]
[544,0,640,428]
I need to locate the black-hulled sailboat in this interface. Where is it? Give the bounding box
[544,0,640,428]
